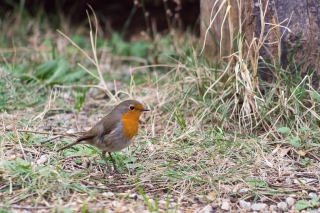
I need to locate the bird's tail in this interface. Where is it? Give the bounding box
[57,135,93,151]
[57,137,86,151]
[57,141,78,151]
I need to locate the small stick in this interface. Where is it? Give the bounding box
[6,129,79,137]
[0,204,53,210]
[15,130,27,160]
[307,152,320,162]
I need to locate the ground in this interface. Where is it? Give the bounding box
[1,4,320,213]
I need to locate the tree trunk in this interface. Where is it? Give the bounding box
[242,0,320,86]
[201,0,320,88]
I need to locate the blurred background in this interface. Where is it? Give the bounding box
[0,0,200,40]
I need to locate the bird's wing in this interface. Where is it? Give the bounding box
[58,112,121,151]
[77,113,120,142]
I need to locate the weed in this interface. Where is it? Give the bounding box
[295,197,319,211]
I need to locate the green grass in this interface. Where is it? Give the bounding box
[1,2,320,212]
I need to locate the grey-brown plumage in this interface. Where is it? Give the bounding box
[57,100,149,173]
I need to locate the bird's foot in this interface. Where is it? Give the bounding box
[104,166,120,175]
[112,169,120,174]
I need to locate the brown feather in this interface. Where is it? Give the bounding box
[57,107,121,151]
[57,100,149,173]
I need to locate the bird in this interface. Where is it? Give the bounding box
[57,100,149,173]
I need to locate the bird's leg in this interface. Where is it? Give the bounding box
[108,152,118,173]
[102,151,112,173]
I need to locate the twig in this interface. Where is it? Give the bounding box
[0,204,53,209]
[6,129,79,137]
[306,152,320,162]
[15,130,27,160]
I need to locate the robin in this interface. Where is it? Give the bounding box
[57,100,149,173]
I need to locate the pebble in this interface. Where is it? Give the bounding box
[136,203,145,211]
[210,202,219,209]
[195,195,208,203]
[277,202,288,211]
[137,195,144,200]
[102,192,114,198]
[309,193,318,198]
[111,202,127,213]
[251,203,267,211]
[307,210,319,213]
[146,183,154,188]
[129,193,137,199]
[239,200,251,210]
[269,205,278,211]
[260,197,267,202]
[148,199,155,205]
[67,129,75,134]
[158,200,167,207]
[221,201,230,210]
[197,204,214,213]
[36,154,48,165]
[230,198,237,203]
[7,154,17,161]
[206,196,215,201]
[286,197,296,206]
[239,188,249,193]
[97,183,106,188]
[170,202,177,208]
[112,200,120,207]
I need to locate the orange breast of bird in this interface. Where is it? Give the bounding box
[121,110,142,140]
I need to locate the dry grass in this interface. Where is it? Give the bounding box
[0,1,320,213]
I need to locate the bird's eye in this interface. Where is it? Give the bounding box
[129,105,135,110]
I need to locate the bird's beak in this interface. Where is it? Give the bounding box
[142,108,150,111]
